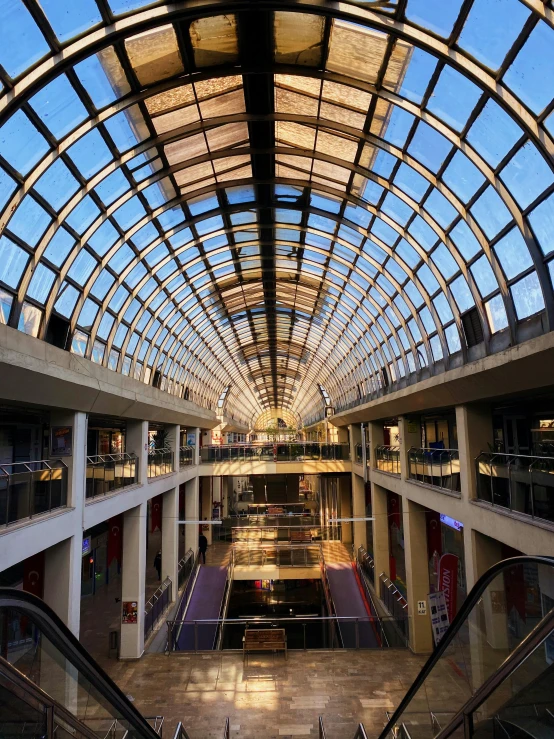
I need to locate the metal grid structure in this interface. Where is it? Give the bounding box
[1,0,554,426]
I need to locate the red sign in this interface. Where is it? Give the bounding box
[438,553,459,624]
[23,552,44,598]
[122,601,137,624]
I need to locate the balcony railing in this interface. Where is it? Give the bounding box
[179,445,194,468]
[144,577,173,640]
[379,573,408,640]
[407,447,460,493]
[86,453,138,500]
[374,445,401,475]
[357,546,375,587]
[0,459,68,527]
[475,452,554,524]
[355,444,370,464]
[148,447,174,478]
[232,542,323,567]
[200,442,350,463]
[178,548,195,590]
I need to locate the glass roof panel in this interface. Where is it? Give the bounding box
[274,12,325,67]
[327,20,389,84]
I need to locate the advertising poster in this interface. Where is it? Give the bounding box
[429,591,450,646]
[121,602,138,625]
[438,553,459,623]
[51,426,73,456]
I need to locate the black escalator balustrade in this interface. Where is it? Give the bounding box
[0,587,178,738]
[377,556,554,739]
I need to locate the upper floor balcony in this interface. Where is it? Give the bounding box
[408,447,461,494]
[179,445,194,468]
[147,447,174,478]
[354,444,370,465]
[0,460,68,527]
[200,442,350,464]
[475,452,554,525]
[374,445,401,476]
[86,453,138,500]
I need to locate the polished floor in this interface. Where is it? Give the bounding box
[100,650,427,739]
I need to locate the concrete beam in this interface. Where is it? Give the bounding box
[0,325,219,428]
[332,332,554,425]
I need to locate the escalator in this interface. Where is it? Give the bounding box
[324,562,382,648]
[376,555,554,739]
[0,588,175,738]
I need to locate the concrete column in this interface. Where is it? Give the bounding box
[399,416,420,480]
[352,472,366,551]
[372,482,390,580]
[43,536,83,637]
[192,428,201,465]
[45,411,86,635]
[369,421,384,469]
[120,502,147,659]
[340,475,352,545]
[349,424,361,464]
[223,476,231,518]
[456,404,493,503]
[403,499,433,654]
[161,486,179,602]
[126,420,148,484]
[166,424,180,472]
[201,477,212,545]
[184,476,200,554]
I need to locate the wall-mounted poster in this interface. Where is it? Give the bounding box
[122,601,138,624]
[51,426,73,456]
[187,432,196,446]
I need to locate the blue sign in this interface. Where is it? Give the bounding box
[82,536,91,557]
[440,514,463,532]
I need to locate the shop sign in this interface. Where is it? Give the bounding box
[82,536,91,557]
[429,591,449,646]
[439,553,459,624]
[440,514,464,532]
[51,426,73,456]
[122,602,138,625]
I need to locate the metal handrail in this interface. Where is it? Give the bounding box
[200,442,350,462]
[407,447,460,493]
[0,588,163,739]
[434,606,554,739]
[86,452,137,463]
[377,555,554,739]
[0,458,68,474]
[172,722,192,739]
[215,560,234,650]
[145,577,172,612]
[179,446,194,467]
[374,445,401,475]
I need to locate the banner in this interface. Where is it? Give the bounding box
[387,492,401,528]
[151,495,163,533]
[107,515,123,567]
[427,511,442,559]
[23,552,44,598]
[438,553,459,624]
[429,591,449,646]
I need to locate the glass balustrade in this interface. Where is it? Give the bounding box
[147,448,174,478]
[200,443,350,463]
[374,445,401,475]
[408,447,461,493]
[0,460,68,527]
[86,453,138,500]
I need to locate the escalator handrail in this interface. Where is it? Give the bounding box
[378,555,554,739]
[0,587,161,739]
[434,605,554,739]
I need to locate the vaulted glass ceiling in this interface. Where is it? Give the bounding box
[1,0,554,427]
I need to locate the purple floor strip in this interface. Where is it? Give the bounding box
[177,566,227,650]
[326,563,380,648]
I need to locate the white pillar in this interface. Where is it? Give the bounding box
[120,502,147,659]
[167,424,181,472]
[45,411,87,636]
[372,482,390,580]
[399,416,420,480]
[126,421,148,484]
[185,476,200,554]
[352,472,367,551]
[340,475,353,545]
[456,404,493,504]
[369,421,384,469]
[403,499,433,654]
[192,428,201,465]
[162,486,179,602]
[201,477,212,545]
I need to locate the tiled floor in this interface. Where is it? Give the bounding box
[99,649,427,739]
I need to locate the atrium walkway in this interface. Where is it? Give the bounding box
[98,650,427,739]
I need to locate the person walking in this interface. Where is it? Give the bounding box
[154,550,161,580]
[198,532,208,564]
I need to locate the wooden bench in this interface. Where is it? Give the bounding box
[290,530,312,544]
[243,629,287,663]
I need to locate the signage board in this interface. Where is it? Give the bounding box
[51,426,73,456]
[186,432,196,446]
[82,536,91,557]
[428,591,449,646]
[438,553,459,624]
[417,600,427,615]
[122,602,138,625]
[440,513,464,532]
